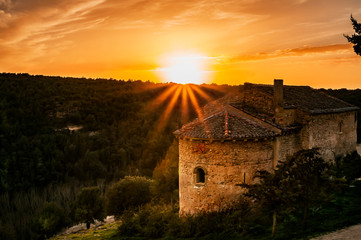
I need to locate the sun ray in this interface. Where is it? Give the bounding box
[186,85,211,136]
[189,84,213,102]
[147,83,219,135]
[201,83,237,94]
[149,84,178,109]
[157,85,183,131]
[148,52,219,132]
[181,85,190,124]
[186,85,204,121]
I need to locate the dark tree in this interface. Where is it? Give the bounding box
[247,169,299,237]
[105,176,152,217]
[152,140,179,206]
[72,187,105,229]
[32,202,68,239]
[339,151,361,183]
[344,15,361,56]
[277,149,329,230]
[247,149,329,236]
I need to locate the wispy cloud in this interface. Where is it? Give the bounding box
[0,0,360,85]
[230,44,353,62]
[0,0,106,61]
[0,0,11,10]
[5,0,105,41]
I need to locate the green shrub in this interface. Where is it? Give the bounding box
[118,204,177,238]
[105,176,152,217]
[117,210,142,237]
[151,140,179,205]
[0,220,16,240]
[32,202,69,239]
[340,151,361,183]
[117,200,254,239]
[72,187,105,229]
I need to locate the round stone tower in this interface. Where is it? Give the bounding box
[174,104,279,215]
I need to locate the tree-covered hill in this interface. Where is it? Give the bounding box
[0,73,235,239]
[0,73,236,193]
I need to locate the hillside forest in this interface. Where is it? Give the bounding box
[0,73,361,239]
[0,73,236,239]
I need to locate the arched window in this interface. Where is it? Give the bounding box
[194,167,206,184]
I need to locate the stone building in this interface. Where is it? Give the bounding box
[174,79,358,215]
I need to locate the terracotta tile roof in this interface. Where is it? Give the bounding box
[245,83,359,114]
[174,104,280,140]
[174,83,358,140]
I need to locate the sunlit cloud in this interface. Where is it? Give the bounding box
[0,0,106,51]
[230,44,353,62]
[0,0,361,87]
[294,0,310,4]
[0,0,11,9]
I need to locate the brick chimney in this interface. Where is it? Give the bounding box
[273,79,284,113]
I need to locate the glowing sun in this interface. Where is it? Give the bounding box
[157,53,211,84]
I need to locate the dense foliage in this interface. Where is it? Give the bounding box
[248,149,329,236]
[105,176,152,217]
[117,151,361,240]
[32,202,69,239]
[0,73,232,192]
[72,187,105,229]
[337,151,361,183]
[151,140,179,205]
[118,202,253,239]
[0,73,233,239]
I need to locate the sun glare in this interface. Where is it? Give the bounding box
[147,52,223,132]
[157,53,212,84]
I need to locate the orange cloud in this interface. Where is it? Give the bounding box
[0,0,105,49]
[0,0,360,88]
[230,44,353,62]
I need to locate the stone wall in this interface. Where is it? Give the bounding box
[178,139,274,215]
[304,111,357,160]
[241,84,274,113]
[274,134,302,166]
[275,108,297,126]
[276,111,357,163]
[178,109,357,215]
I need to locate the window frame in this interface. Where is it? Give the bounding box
[194,167,207,186]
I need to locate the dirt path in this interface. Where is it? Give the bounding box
[311,224,361,240]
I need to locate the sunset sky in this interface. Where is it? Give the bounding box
[1,0,361,88]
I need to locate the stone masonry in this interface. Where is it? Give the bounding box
[175,79,358,215]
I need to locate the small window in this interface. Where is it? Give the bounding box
[338,120,343,133]
[195,167,206,184]
[355,112,358,123]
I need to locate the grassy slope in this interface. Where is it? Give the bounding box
[50,221,120,240]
